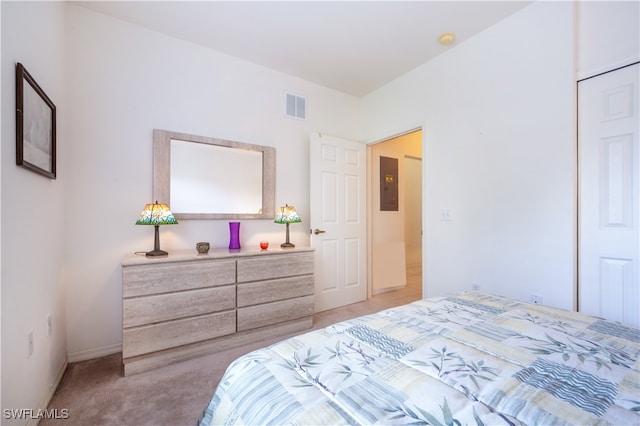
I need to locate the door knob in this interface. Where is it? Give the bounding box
[313,228,326,235]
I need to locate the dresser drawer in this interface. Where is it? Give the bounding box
[123,285,236,328]
[123,310,236,358]
[237,252,314,283]
[123,259,236,297]
[237,275,313,308]
[237,295,314,332]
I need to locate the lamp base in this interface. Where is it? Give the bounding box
[146,225,169,256]
[280,222,295,248]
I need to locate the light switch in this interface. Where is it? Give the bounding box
[440,208,452,221]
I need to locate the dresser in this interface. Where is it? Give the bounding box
[121,247,314,375]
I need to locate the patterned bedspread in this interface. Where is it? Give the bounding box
[199,291,640,425]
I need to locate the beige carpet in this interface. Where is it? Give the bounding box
[42,279,421,426]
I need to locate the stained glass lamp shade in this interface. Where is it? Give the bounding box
[274,204,301,248]
[135,201,178,256]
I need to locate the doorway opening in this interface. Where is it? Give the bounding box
[368,129,423,304]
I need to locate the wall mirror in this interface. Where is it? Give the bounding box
[153,129,275,219]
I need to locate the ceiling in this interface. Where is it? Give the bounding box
[74,1,532,97]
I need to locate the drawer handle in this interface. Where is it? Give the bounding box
[313,228,326,235]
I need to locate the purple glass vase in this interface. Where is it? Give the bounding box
[229,221,241,250]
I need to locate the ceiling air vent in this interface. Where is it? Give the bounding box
[285,92,306,120]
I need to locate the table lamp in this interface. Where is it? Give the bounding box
[274,204,301,248]
[136,201,178,256]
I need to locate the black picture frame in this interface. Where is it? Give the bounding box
[16,62,56,179]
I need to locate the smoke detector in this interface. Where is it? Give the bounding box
[438,32,456,46]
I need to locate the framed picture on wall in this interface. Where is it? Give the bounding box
[16,62,56,179]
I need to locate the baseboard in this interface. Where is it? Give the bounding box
[373,284,406,296]
[67,342,122,363]
[26,358,68,426]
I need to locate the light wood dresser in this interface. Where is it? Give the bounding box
[121,247,314,375]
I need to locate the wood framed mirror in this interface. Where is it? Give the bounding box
[153,129,275,220]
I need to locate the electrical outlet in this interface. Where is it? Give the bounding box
[28,332,34,358]
[529,294,543,304]
[47,315,52,337]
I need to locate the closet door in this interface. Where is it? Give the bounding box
[578,63,639,327]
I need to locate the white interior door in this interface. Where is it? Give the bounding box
[578,63,639,327]
[310,132,367,312]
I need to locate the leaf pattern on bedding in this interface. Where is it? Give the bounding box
[386,397,461,426]
[383,397,515,426]
[334,363,369,381]
[511,311,575,333]
[277,338,387,397]
[277,348,333,393]
[520,332,635,370]
[626,399,640,412]
[200,292,640,426]
[325,340,376,365]
[409,346,499,391]
[412,303,487,327]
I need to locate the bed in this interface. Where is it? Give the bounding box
[199,291,640,425]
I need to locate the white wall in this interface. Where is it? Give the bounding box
[576,1,639,79]
[1,2,68,423]
[362,2,577,309]
[63,4,360,361]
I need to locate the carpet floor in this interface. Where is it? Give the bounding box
[41,272,421,426]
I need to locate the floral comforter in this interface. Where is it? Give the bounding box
[199,291,640,425]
